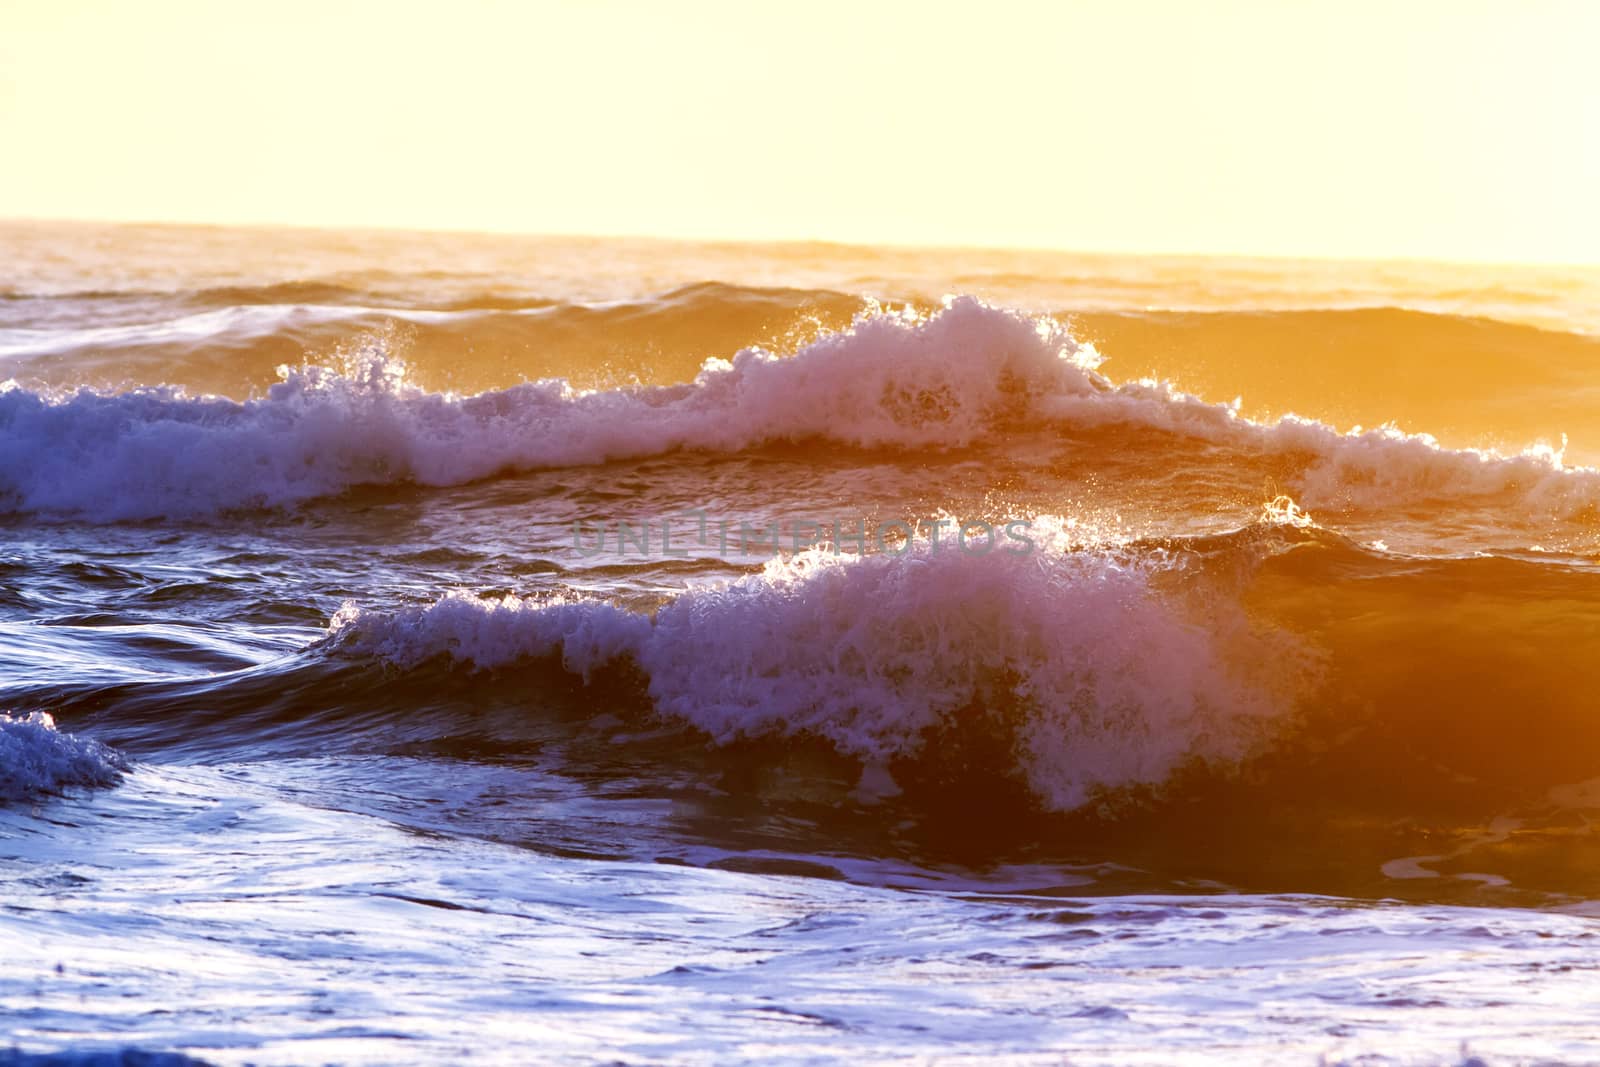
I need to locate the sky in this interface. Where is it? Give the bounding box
[2,0,1598,263]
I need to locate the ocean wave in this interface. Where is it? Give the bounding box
[309,518,1600,821]
[17,519,1600,893]
[0,281,867,402]
[1,297,1596,521]
[330,527,1306,812]
[0,711,128,803]
[0,280,371,307]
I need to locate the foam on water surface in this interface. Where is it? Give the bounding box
[3,764,1596,1067]
[0,712,126,803]
[1,299,1594,521]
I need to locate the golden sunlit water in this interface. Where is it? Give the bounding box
[2,1,1599,1063]
[1,221,1599,1065]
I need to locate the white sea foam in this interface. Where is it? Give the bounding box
[5,760,1586,1066]
[0,711,127,803]
[1,297,1593,519]
[332,531,1305,811]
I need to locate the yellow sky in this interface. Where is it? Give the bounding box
[2,0,1597,263]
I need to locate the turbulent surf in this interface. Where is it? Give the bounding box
[5,221,1600,1065]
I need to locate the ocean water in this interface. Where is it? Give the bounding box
[4,220,1600,1065]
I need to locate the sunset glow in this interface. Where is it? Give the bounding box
[7,5,1600,1064]
[4,0,1598,262]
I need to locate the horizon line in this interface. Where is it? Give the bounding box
[6,213,1598,273]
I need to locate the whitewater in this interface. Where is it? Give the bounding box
[4,221,1600,1065]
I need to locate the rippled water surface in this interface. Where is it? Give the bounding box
[4,222,1600,1064]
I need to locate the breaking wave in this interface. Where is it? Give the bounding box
[329,526,1308,812]
[0,711,128,803]
[2,297,1594,522]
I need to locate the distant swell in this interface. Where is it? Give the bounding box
[0,281,866,399]
[1,297,1595,521]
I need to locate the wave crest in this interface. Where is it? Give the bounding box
[1,296,1595,521]
[0,711,128,803]
[332,531,1307,812]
